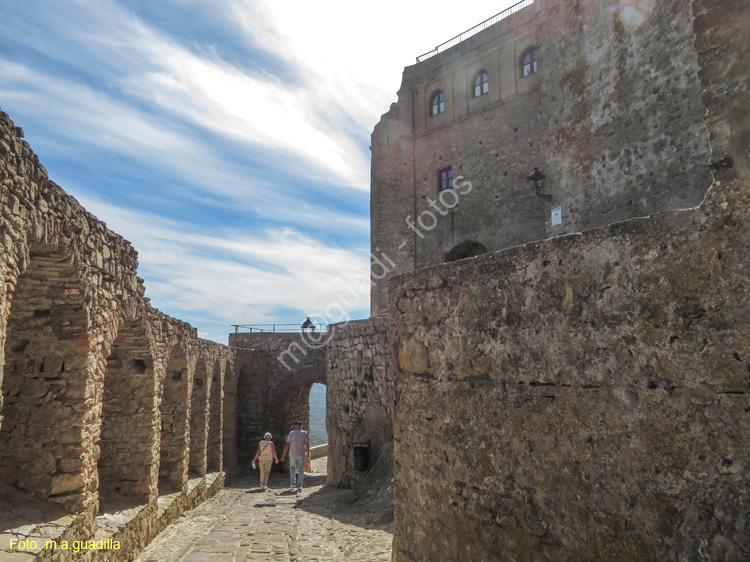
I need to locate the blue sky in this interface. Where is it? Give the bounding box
[0,0,517,343]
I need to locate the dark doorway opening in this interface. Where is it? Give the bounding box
[445,240,487,263]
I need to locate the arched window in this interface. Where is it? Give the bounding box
[430,90,445,116]
[473,70,489,97]
[522,48,538,77]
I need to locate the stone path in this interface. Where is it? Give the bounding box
[134,458,392,562]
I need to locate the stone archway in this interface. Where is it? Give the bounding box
[159,343,190,492]
[269,371,326,471]
[308,383,328,447]
[0,245,91,513]
[188,357,209,477]
[98,316,157,507]
[227,336,327,477]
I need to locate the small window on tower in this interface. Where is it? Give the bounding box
[473,70,489,97]
[522,47,538,77]
[430,90,445,116]
[438,167,453,191]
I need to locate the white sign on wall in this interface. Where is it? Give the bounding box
[551,206,562,226]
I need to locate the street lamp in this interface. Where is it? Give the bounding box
[527,167,551,201]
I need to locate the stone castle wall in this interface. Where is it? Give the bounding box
[370,0,711,314]
[0,110,235,561]
[326,317,392,487]
[389,0,750,559]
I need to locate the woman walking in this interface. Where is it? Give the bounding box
[251,432,279,491]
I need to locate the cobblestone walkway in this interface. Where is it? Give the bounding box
[134,459,392,562]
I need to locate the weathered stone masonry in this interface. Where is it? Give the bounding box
[389,0,750,560]
[0,111,235,562]
[371,0,711,314]
[228,323,392,489]
[228,332,326,473]
[326,318,392,488]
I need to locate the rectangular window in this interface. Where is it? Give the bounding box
[438,167,453,190]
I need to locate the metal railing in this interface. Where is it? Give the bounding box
[231,324,327,334]
[416,0,534,63]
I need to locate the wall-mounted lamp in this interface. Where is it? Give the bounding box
[526,167,551,202]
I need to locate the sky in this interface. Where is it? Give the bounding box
[0,0,520,343]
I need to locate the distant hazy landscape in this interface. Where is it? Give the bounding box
[309,383,327,446]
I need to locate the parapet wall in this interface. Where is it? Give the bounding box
[0,110,234,561]
[389,0,750,559]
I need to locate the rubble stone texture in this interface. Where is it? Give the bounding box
[389,0,750,559]
[158,344,191,492]
[207,360,224,473]
[325,318,393,487]
[99,318,157,503]
[189,358,210,477]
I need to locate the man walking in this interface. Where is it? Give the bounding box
[280,421,310,490]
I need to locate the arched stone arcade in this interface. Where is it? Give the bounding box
[222,359,237,475]
[0,111,236,559]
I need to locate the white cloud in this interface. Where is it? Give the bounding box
[223,0,523,130]
[123,50,371,189]
[0,60,369,234]
[8,0,371,190]
[75,195,371,327]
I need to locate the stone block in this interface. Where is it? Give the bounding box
[50,472,85,495]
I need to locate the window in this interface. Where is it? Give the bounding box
[430,90,445,116]
[522,48,538,76]
[473,70,489,97]
[438,166,453,191]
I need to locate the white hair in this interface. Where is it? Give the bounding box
[264,432,272,440]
